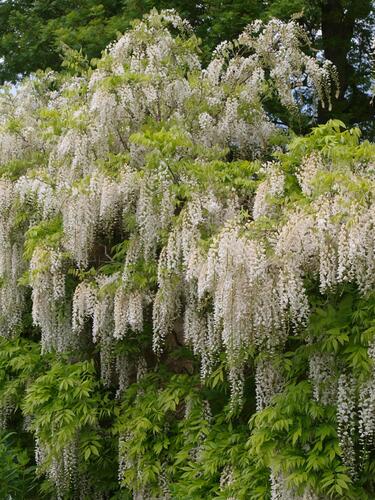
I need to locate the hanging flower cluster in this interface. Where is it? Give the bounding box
[1,9,374,499]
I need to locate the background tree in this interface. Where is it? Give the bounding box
[0,0,203,82]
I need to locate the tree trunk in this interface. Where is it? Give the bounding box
[318,0,374,130]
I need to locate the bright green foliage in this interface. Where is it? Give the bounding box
[250,382,352,498]
[287,120,375,166]
[116,372,205,493]
[24,360,110,456]
[115,369,269,499]
[24,217,64,261]
[308,290,375,379]
[23,358,118,496]
[0,338,45,419]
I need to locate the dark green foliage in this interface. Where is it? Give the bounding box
[0,432,40,499]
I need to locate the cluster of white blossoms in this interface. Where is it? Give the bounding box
[255,356,285,411]
[252,162,285,220]
[270,470,295,500]
[0,79,47,166]
[62,182,101,269]
[0,9,374,498]
[72,281,97,333]
[16,176,58,219]
[359,375,375,457]
[34,434,97,500]
[29,247,72,353]
[0,181,26,335]
[0,394,15,430]
[270,471,321,500]
[114,288,145,338]
[308,352,337,405]
[337,374,357,477]
[236,19,338,111]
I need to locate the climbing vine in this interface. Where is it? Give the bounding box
[0,9,374,500]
